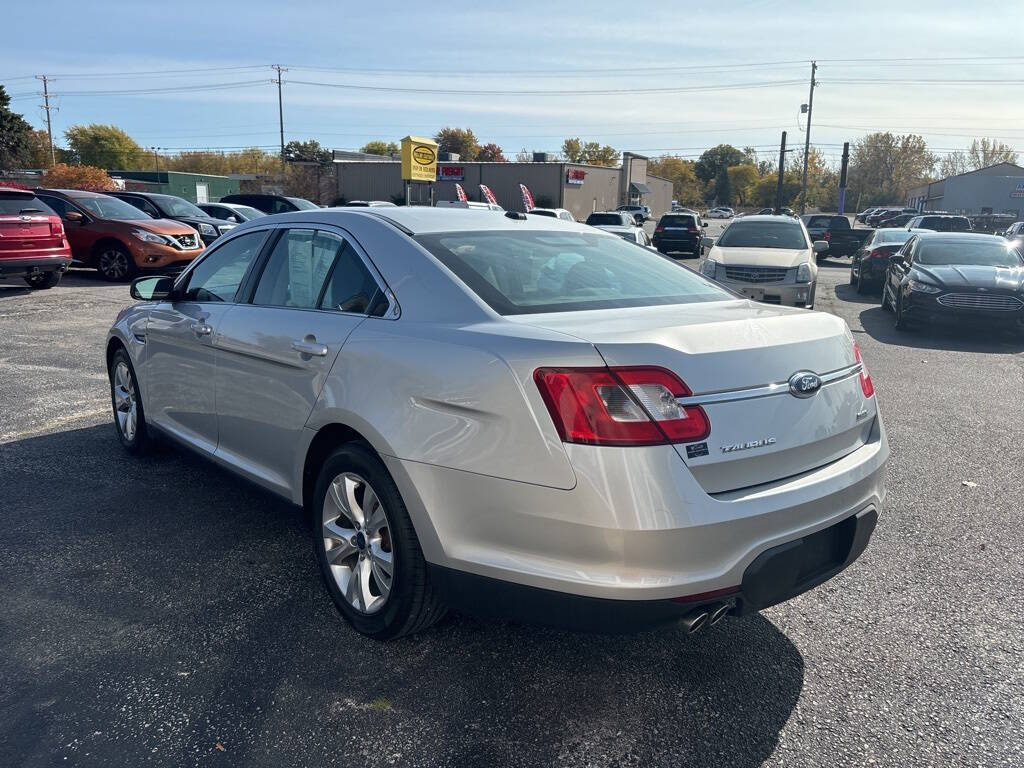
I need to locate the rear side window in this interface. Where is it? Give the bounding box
[253,229,333,308]
[182,231,265,302]
[0,193,54,215]
[317,233,386,315]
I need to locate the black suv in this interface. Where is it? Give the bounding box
[652,212,703,258]
[111,191,234,246]
[219,193,319,214]
[905,214,972,232]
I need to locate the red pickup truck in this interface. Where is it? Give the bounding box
[0,187,72,289]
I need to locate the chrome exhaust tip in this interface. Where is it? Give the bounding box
[708,602,733,626]
[681,609,710,634]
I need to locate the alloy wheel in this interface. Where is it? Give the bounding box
[112,361,137,442]
[99,249,130,280]
[322,472,394,614]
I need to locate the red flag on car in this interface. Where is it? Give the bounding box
[519,184,535,212]
[455,183,468,202]
[479,184,498,205]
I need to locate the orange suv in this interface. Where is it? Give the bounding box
[35,189,205,280]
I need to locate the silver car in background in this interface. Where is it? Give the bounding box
[107,208,888,639]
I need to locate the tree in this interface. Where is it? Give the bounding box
[750,172,801,209]
[284,139,330,164]
[695,144,747,183]
[41,163,114,190]
[64,124,144,169]
[0,85,33,169]
[434,127,479,160]
[360,140,398,156]
[966,138,1018,170]
[847,133,936,207]
[939,151,970,178]
[726,164,759,206]
[477,142,506,162]
[647,155,702,205]
[561,137,618,167]
[714,166,733,206]
[24,129,55,168]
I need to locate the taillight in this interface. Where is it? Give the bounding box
[824,231,832,241]
[869,246,896,259]
[533,366,710,446]
[47,215,64,238]
[853,343,874,398]
[655,226,665,233]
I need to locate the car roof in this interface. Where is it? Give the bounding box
[36,188,110,198]
[255,206,600,235]
[915,232,1002,242]
[0,186,35,196]
[725,214,800,223]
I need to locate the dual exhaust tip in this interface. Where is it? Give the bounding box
[681,601,733,634]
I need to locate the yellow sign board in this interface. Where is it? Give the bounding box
[400,136,438,182]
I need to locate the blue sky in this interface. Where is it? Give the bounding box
[3,0,1022,167]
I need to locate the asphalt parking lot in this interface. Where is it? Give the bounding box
[1,258,1023,767]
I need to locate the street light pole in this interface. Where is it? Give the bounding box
[799,60,817,215]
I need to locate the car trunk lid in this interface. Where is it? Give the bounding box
[0,213,64,254]
[511,301,876,493]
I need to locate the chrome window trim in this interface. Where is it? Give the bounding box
[677,362,863,406]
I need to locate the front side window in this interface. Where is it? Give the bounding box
[74,195,152,221]
[716,221,809,249]
[36,195,71,217]
[417,230,731,315]
[152,195,205,218]
[285,197,319,211]
[181,230,265,302]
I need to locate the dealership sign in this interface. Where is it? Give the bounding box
[437,165,465,181]
[400,135,438,182]
[1012,183,1024,199]
[566,168,586,185]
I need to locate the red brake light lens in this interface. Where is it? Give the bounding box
[47,215,65,238]
[655,226,665,233]
[823,231,832,241]
[853,343,874,398]
[534,366,710,446]
[869,246,897,259]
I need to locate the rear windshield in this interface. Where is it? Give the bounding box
[150,194,205,218]
[802,215,832,227]
[659,215,696,227]
[716,220,809,249]
[586,213,627,226]
[873,229,915,245]
[917,239,1023,267]
[0,194,54,215]
[417,230,731,315]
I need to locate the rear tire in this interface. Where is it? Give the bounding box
[855,268,868,294]
[24,271,61,289]
[881,283,893,312]
[313,443,446,639]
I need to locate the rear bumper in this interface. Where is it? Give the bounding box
[653,234,700,253]
[385,413,888,621]
[0,253,72,278]
[429,507,877,631]
[856,260,889,283]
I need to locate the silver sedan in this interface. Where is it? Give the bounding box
[107,208,889,639]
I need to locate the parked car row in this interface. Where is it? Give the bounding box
[800,214,872,260]
[851,230,1024,336]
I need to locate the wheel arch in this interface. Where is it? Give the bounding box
[91,236,132,260]
[301,422,376,512]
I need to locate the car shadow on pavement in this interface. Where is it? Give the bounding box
[832,282,882,306]
[0,424,804,768]
[857,304,1024,353]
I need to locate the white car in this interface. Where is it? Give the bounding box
[435,200,504,211]
[706,207,735,219]
[701,215,827,308]
[107,208,887,639]
[596,224,656,250]
[528,208,575,222]
[617,204,651,224]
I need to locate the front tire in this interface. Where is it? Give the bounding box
[25,271,61,289]
[855,267,868,294]
[894,293,910,330]
[109,348,152,454]
[97,245,136,282]
[313,443,445,639]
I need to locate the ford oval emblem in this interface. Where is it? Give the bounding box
[788,371,822,398]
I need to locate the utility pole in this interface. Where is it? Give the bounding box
[838,141,850,215]
[150,147,161,174]
[36,75,56,167]
[273,65,287,179]
[799,60,817,215]
[776,131,787,212]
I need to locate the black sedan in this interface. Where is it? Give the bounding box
[850,228,932,293]
[111,192,235,247]
[881,233,1024,334]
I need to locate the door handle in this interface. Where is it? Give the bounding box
[191,321,212,336]
[291,339,328,357]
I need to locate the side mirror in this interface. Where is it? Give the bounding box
[130,275,175,301]
[812,240,829,254]
[701,236,714,249]
[65,210,84,223]
[229,215,240,223]
[702,221,709,227]
[888,254,905,266]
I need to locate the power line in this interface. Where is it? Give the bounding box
[285,78,807,96]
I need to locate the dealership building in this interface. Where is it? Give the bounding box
[332,151,673,221]
[906,162,1024,216]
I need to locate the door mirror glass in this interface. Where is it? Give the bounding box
[65,210,84,223]
[130,275,175,301]
[888,253,905,265]
[812,240,829,253]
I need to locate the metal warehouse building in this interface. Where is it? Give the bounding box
[333,152,673,221]
[906,162,1024,216]
[107,170,240,203]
